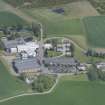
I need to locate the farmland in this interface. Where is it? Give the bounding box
[0,11,27,26]
[22,8,84,36]
[0,60,30,99]
[1,75,105,105]
[4,0,86,7]
[83,16,105,48]
[1,0,105,105]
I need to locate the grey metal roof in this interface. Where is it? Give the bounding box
[44,57,77,66]
[13,58,40,72]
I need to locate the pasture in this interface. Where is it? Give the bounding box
[1,74,105,105]
[83,16,105,48]
[0,60,30,99]
[0,11,27,26]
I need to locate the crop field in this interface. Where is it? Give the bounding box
[1,74,105,105]
[0,60,29,99]
[0,11,27,26]
[83,16,105,48]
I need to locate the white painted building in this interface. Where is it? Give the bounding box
[44,43,52,49]
[96,62,105,69]
[77,64,87,71]
[17,42,39,53]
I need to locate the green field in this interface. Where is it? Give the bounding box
[0,60,30,99]
[83,16,105,48]
[44,19,83,36]
[1,74,105,105]
[4,0,85,7]
[22,8,84,36]
[0,11,27,26]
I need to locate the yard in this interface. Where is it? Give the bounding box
[83,16,105,48]
[0,60,30,99]
[47,51,62,57]
[1,74,105,105]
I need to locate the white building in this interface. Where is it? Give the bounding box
[17,42,39,53]
[77,64,87,71]
[44,43,52,50]
[96,62,105,69]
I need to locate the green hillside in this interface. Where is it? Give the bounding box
[0,11,27,26]
[0,60,29,99]
[1,77,105,105]
[4,0,86,7]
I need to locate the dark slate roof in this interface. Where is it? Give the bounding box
[2,37,25,49]
[44,57,77,66]
[13,58,40,72]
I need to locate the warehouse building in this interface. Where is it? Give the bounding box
[43,57,78,73]
[13,57,41,75]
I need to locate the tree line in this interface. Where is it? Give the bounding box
[85,49,105,59]
[87,64,105,81]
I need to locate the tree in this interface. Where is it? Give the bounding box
[44,49,48,57]
[32,22,40,37]
[70,43,74,57]
[87,65,99,81]
[51,39,58,49]
[31,75,56,92]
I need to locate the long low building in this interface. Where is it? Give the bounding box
[1,37,52,55]
[13,58,41,75]
[1,37,25,53]
[44,57,77,66]
[43,57,78,73]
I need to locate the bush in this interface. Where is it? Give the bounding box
[87,65,99,81]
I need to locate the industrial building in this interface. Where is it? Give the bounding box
[44,57,78,73]
[13,57,41,75]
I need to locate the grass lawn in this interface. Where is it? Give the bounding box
[83,16,105,48]
[69,35,88,49]
[1,74,105,105]
[47,51,62,57]
[0,11,27,26]
[0,60,30,99]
